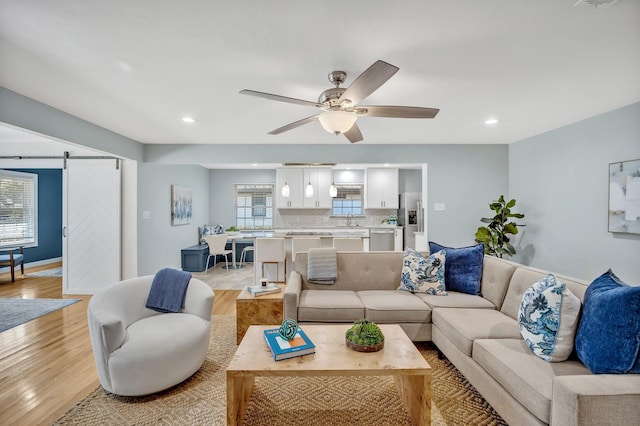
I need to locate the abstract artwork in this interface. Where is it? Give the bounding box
[171,185,193,225]
[609,159,640,234]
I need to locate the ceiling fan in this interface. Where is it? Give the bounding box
[240,60,440,143]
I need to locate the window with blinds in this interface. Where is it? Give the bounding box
[234,184,273,229]
[332,184,363,216]
[0,170,38,248]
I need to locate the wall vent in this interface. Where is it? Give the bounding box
[574,0,620,8]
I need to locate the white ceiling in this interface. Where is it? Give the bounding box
[0,0,639,158]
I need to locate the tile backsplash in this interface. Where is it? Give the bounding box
[275,209,398,228]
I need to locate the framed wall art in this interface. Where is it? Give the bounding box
[171,185,193,226]
[608,159,640,234]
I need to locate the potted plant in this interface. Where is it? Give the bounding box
[474,195,525,258]
[225,226,240,235]
[345,319,385,352]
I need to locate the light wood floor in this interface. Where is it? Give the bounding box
[0,264,240,426]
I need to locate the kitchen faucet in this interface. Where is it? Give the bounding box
[347,213,354,227]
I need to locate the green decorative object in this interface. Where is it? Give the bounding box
[474,195,525,258]
[279,318,299,341]
[345,319,385,352]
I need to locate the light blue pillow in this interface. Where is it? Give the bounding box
[398,249,447,295]
[518,274,581,362]
[575,270,640,374]
[428,242,483,295]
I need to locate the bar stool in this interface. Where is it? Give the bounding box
[333,237,363,251]
[291,237,323,265]
[255,238,286,284]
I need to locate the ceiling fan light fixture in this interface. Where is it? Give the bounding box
[318,111,357,135]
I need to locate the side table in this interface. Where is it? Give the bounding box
[235,285,284,344]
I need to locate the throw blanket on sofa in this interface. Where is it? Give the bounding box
[307,248,337,284]
[146,268,192,313]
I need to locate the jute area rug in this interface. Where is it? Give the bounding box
[54,315,506,425]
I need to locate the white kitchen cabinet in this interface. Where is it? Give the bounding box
[303,168,332,209]
[394,227,403,251]
[276,168,303,208]
[365,168,399,209]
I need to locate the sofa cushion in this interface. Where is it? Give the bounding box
[298,290,364,322]
[357,290,431,323]
[416,292,495,310]
[428,242,484,295]
[398,249,447,295]
[473,339,591,424]
[432,308,520,356]
[575,269,640,374]
[480,255,518,310]
[518,274,581,362]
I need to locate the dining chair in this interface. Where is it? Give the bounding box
[0,246,25,282]
[255,238,286,284]
[240,245,254,265]
[204,234,232,275]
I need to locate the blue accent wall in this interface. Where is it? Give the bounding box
[9,169,63,263]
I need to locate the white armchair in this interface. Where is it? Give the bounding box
[87,275,214,396]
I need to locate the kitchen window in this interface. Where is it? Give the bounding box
[234,184,273,229]
[0,170,38,248]
[332,184,363,216]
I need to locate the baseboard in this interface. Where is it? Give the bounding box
[0,257,61,274]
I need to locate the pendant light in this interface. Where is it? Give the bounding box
[281,181,290,197]
[305,180,314,197]
[329,182,337,198]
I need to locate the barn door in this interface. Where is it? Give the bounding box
[63,159,121,294]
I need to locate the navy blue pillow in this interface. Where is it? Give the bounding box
[575,270,640,374]
[428,242,484,295]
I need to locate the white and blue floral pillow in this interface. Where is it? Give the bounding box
[518,274,581,362]
[199,224,224,244]
[398,249,447,295]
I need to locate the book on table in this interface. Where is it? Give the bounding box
[247,284,281,297]
[263,327,316,361]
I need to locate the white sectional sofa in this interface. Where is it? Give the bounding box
[283,251,640,426]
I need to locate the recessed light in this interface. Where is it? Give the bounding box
[251,163,258,167]
[182,116,195,123]
[485,118,498,125]
[384,163,390,167]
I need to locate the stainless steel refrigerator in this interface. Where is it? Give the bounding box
[399,192,423,250]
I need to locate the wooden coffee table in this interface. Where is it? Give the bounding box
[226,324,431,425]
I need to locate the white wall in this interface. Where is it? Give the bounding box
[509,102,640,283]
[137,164,210,275]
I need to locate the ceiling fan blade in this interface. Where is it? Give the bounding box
[358,105,440,119]
[240,89,322,108]
[268,114,320,135]
[343,123,364,143]
[337,60,399,107]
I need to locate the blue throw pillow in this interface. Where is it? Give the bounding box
[575,269,640,374]
[428,242,484,295]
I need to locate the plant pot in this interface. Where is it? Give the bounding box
[345,338,384,353]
